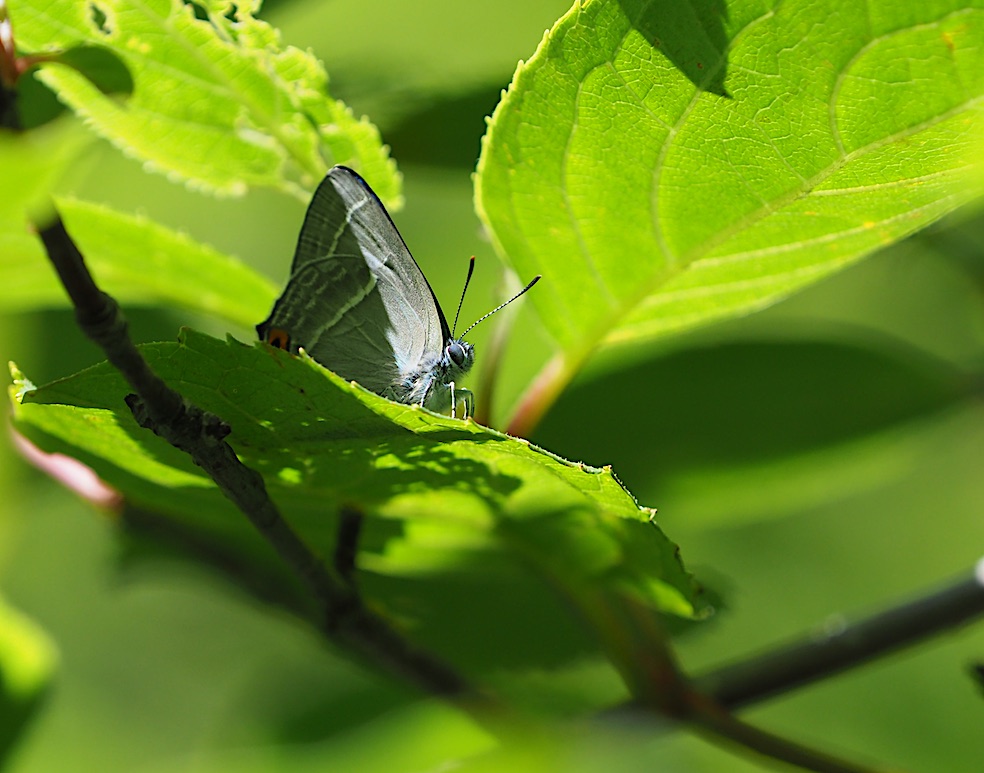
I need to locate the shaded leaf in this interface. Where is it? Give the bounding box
[50,44,134,96]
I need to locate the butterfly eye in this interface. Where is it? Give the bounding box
[448,341,466,367]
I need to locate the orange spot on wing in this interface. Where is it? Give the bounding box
[266,327,292,351]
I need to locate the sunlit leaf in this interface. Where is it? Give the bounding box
[9,0,399,201]
[477,0,984,369]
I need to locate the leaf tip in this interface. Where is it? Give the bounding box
[8,362,36,404]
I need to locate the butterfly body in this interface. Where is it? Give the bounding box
[390,339,474,414]
[257,165,476,416]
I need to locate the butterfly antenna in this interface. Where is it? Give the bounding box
[451,257,476,337]
[460,274,541,339]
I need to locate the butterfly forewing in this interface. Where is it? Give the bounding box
[257,167,449,396]
[333,170,451,370]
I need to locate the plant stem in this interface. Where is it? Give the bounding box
[684,694,900,773]
[506,351,573,437]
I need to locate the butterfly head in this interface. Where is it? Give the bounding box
[446,338,474,371]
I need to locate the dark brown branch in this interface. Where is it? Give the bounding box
[35,214,471,698]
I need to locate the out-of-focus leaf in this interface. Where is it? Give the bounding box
[270,0,571,131]
[0,198,278,325]
[0,119,90,222]
[0,595,58,764]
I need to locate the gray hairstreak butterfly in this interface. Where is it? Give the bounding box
[257,166,539,419]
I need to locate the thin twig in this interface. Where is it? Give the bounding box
[603,561,984,719]
[685,695,900,773]
[35,214,472,698]
[695,560,984,709]
[592,603,892,772]
[600,563,984,770]
[600,679,897,773]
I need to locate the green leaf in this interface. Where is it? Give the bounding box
[476,0,984,369]
[0,118,91,223]
[55,198,279,326]
[0,595,58,764]
[10,330,705,674]
[1,198,278,325]
[10,0,399,202]
[0,121,95,311]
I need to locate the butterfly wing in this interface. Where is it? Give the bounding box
[257,166,450,396]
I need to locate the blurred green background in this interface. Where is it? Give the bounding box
[3,0,984,770]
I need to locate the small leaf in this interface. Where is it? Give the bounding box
[10,0,399,201]
[11,329,705,672]
[476,0,984,368]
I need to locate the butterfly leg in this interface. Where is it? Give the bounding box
[450,383,474,420]
[421,381,473,419]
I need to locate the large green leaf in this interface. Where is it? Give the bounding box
[476,0,984,367]
[9,0,399,202]
[10,330,705,675]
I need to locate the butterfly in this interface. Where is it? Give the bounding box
[257,165,539,419]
